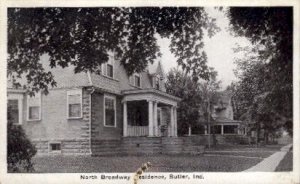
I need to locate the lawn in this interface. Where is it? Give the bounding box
[204,144,281,159]
[205,144,283,152]
[275,150,293,171]
[32,154,262,173]
[31,145,287,173]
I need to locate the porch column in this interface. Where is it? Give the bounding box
[174,106,177,137]
[188,126,192,136]
[153,101,158,136]
[123,101,128,137]
[170,106,175,136]
[221,124,224,135]
[148,100,154,136]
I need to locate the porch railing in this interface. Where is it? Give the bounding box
[127,125,149,136]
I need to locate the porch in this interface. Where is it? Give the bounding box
[122,89,181,137]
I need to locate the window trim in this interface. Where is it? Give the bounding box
[103,95,117,128]
[67,89,83,119]
[27,92,41,121]
[8,94,23,125]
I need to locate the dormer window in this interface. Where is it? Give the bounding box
[130,73,141,88]
[106,64,113,78]
[134,75,141,87]
[101,54,114,78]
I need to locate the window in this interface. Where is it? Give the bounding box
[134,75,141,87]
[50,143,61,152]
[101,54,114,78]
[104,96,116,127]
[130,73,141,87]
[27,92,41,121]
[107,64,113,78]
[8,100,19,125]
[67,89,82,118]
[212,125,222,134]
[223,125,238,134]
[8,94,23,125]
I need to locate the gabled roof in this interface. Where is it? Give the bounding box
[8,54,170,96]
[8,54,91,90]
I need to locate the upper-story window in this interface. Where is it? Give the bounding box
[102,54,114,78]
[67,89,82,119]
[130,73,141,88]
[27,92,41,121]
[134,75,141,87]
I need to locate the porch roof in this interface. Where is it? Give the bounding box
[122,88,181,106]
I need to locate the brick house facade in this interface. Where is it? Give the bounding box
[7,54,181,155]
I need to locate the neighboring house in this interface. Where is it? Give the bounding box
[7,53,181,155]
[209,91,247,136]
[190,90,247,145]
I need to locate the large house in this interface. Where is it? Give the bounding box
[7,53,182,155]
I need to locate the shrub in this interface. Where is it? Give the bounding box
[7,109,37,172]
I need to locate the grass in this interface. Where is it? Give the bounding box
[206,144,283,152]
[32,154,262,173]
[31,144,287,173]
[275,150,293,172]
[204,151,274,158]
[204,144,281,159]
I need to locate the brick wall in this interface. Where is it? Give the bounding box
[91,91,122,141]
[22,87,91,155]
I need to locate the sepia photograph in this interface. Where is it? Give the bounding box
[1,1,299,184]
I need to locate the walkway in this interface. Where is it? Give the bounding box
[244,144,292,172]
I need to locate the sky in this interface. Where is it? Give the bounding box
[157,7,251,89]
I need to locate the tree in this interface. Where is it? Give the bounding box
[165,69,203,136]
[7,108,37,172]
[228,7,293,137]
[8,8,219,95]
[165,67,220,136]
[199,68,221,146]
